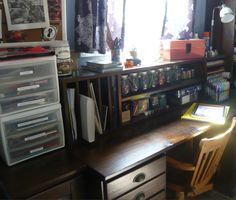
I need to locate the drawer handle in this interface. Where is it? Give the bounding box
[134,192,145,200]
[17,98,45,107]
[133,173,146,183]
[17,117,49,128]
[17,84,40,92]
[24,130,57,141]
[20,70,34,76]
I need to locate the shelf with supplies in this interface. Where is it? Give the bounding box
[119,59,206,125]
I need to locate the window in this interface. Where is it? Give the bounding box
[107,0,194,64]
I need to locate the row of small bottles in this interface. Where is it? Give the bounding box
[121,65,196,95]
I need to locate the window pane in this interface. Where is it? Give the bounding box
[124,0,166,63]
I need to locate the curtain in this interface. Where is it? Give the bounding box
[162,0,194,39]
[75,0,107,53]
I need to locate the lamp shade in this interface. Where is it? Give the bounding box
[220,4,234,23]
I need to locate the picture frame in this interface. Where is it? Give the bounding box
[0,0,67,48]
[3,0,50,31]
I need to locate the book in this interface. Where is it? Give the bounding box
[182,103,230,125]
[87,60,119,69]
[89,83,103,134]
[86,65,123,73]
[67,88,78,141]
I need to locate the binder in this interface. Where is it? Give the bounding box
[79,94,95,143]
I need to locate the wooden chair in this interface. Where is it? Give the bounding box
[167,117,236,200]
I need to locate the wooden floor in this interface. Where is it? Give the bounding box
[192,190,233,200]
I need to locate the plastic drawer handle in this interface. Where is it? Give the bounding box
[30,147,44,154]
[17,84,40,92]
[17,117,49,128]
[133,173,146,183]
[135,192,145,200]
[20,70,34,76]
[17,98,45,107]
[24,130,57,141]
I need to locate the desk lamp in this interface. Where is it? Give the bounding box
[209,2,234,57]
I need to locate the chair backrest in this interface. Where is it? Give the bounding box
[190,117,236,188]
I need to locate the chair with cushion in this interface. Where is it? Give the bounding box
[167,117,236,200]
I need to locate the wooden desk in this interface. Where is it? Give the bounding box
[0,115,233,199]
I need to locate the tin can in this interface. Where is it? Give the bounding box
[129,73,139,92]
[149,70,157,88]
[53,41,72,76]
[121,75,130,95]
[139,71,149,90]
[158,68,166,86]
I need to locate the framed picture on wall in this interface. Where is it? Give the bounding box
[3,0,50,31]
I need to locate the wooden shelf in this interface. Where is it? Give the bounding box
[122,79,203,102]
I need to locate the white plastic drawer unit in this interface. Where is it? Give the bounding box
[0,56,59,115]
[0,104,65,166]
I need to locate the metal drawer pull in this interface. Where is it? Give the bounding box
[133,173,146,183]
[134,192,145,200]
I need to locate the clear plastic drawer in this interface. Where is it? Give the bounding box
[0,104,65,166]
[0,56,57,83]
[0,89,59,115]
[0,76,58,100]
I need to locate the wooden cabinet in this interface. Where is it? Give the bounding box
[28,175,85,200]
[87,155,166,200]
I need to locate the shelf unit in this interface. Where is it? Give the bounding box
[59,59,207,145]
[59,69,121,146]
[119,59,206,125]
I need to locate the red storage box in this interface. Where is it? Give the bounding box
[162,39,205,61]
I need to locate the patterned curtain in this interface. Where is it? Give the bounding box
[75,0,107,53]
[162,0,194,39]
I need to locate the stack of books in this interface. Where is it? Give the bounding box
[181,103,230,125]
[86,60,123,73]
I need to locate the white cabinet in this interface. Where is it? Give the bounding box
[0,56,65,166]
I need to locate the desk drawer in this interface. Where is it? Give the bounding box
[149,190,166,200]
[107,156,166,199]
[117,174,166,200]
[0,56,57,83]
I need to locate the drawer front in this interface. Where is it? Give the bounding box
[3,108,60,136]
[0,56,57,83]
[117,174,166,200]
[107,156,166,199]
[0,90,59,115]
[0,76,58,100]
[0,105,65,166]
[149,191,166,200]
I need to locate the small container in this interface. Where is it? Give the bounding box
[139,71,149,90]
[121,75,130,95]
[129,73,139,92]
[174,65,181,81]
[158,68,166,86]
[191,69,196,78]
[165,67,171,83]
[148,70,157,88]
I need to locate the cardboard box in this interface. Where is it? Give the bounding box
[162,39,205,61]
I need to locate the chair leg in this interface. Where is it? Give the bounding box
[187,183,213,197]
[176,191,185,200]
